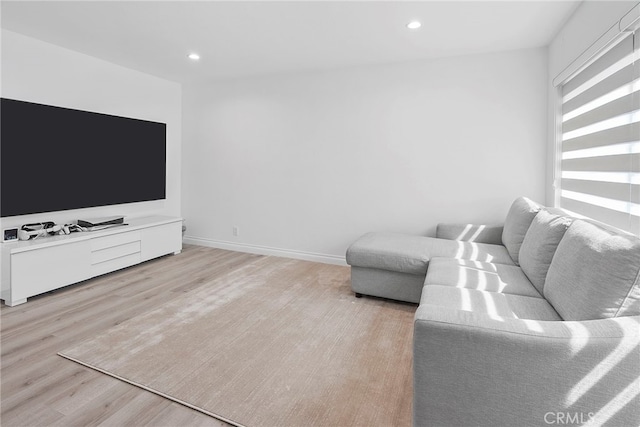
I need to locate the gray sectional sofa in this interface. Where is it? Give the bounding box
[346,197,640,427]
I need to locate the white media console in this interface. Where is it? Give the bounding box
[1,215,182,306]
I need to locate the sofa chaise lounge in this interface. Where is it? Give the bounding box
[346,197,640,427]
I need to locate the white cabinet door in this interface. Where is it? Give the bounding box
[11,240,92,302]
[140,222,182,262]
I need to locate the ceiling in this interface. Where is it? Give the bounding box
[1,1,581,84]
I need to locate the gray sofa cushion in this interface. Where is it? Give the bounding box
[346,232,514,275]
[425,257,541,298]
[420,285,561,320]
[544,220,640,320]
[519,210,573,295]
[346,232,431,275]
[501,197,542,265]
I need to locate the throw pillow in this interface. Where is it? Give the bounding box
[544,220,640,320]
[519,210,573,295]
[501,197,542,265]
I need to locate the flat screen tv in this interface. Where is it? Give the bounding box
[1,98,166,218]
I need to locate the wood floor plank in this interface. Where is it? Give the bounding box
[48,383,142,427]
[0,401,65,427]
[45,370,119,416]
[93,391,174,427]
[1,356,89,409]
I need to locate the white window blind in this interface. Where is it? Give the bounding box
[559,31,640,234]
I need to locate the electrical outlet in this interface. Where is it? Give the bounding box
[232,226,239,237]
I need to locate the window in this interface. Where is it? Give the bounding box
[558,30,639,234]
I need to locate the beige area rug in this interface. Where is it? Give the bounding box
[59,255,415,427]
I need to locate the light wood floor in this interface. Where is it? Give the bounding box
[0,245,271,427]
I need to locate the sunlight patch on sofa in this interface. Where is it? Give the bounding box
[455,241,485,262]
[460,288,472,312]
[592,375,640,426]
[475,268,490,292]
[455,242,465,259]
[454,224,487,242]
[566,318,640,407]
[455,264,468,288]
[565,322,590,356]
[479,290,502,321]
[521,319,544,333]
[462,259,494,270]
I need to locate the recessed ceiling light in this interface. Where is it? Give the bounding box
[406,21,421,30]
[188,53,201,61]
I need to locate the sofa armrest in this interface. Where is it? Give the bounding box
[435,223,503,244]
[413,305,640,427]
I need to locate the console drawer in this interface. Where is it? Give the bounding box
[91,231,141,252]
[91,241,141,265]
[91,252,141,277]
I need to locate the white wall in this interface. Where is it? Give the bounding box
[546,1,638,205]
[183,48,548,263]
[0,30,182,232]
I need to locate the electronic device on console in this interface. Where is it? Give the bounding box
[17,222,67,241]
[3,227,19,242]
[76,216,124,228]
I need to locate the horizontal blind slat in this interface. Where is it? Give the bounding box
[560,197,640,233]
[562,122,640,152]
[562,190,640,216]
[563,141,640,160]
[562,153,640,172]
[562,109,640,141]
[561,179,640,203]
[563,92,636,133]
[561,171,640,185]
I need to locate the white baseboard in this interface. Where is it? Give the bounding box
[183,236,347,266]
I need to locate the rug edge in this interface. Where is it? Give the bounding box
[57,351,245,427]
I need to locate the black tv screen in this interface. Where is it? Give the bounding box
[1,98,166,217]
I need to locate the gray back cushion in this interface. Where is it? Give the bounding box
[519,210,573,295]
[544,220,640,320]
[501,197,542,265]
